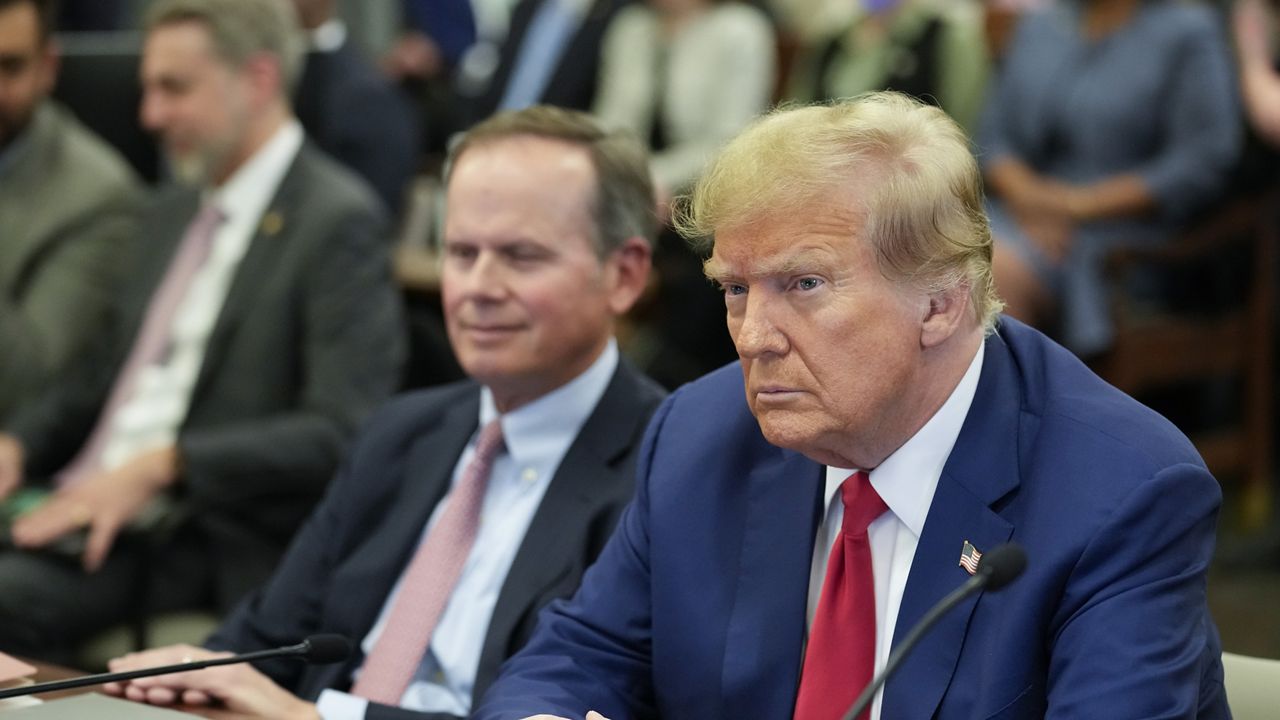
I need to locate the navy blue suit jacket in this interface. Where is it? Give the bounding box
[206,360,664,719]
[475,318,1229,719]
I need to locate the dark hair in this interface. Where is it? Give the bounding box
[446,105,657,256]
[0,0,58,42]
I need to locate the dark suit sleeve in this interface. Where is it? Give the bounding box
[203,447,360,689]
[1044,462,1225,718]
[177,198,405,514]
[471,397,675,720]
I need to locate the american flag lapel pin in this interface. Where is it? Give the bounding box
[958,540,982,575]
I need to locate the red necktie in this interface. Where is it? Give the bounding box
[352,419,505,704]
[793,471,889,720]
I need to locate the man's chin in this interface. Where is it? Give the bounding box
[164,151,212,186]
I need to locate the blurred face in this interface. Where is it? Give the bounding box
[140,21,251,185]
[0,2,54,149]
[706,190,932,469]
[442,136,647,412]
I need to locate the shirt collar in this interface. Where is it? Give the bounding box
[207,119,304,219]
[478,339,620,467]
[310,18,348,53]
[824,341,985,537]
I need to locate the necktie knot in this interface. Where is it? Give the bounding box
[839,471,887,536]
[472,419,505,467]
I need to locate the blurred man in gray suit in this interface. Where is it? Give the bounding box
[0,0,404,662]
[0,0,143,423]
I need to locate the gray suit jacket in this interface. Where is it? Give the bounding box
[206,359,665,719]
[0,101,143,422]
[6,141,406,606]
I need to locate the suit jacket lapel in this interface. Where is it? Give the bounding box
[190,148,305,403]
[721,445,824,719]
[474,362,654,701]
[883,331,1023,719]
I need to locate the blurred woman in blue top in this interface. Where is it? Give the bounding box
[979,0,1240,356]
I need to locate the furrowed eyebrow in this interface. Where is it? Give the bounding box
[704,250,830,283]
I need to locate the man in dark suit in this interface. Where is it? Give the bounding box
[475,93,1230,719]
[458,0,630,128]
[0,0,143,423]
[291,0,417,219]
[104,105,663,720]
[0,0,403,661]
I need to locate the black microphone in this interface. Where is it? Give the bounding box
[0,633,352,700]
[840,543,1027,720]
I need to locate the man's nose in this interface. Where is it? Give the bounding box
[733,292,787,358]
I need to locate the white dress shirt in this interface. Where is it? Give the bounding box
[97,121,304,472]
[807,342,985,720]
[317,341,621,719]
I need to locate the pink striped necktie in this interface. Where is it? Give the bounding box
[56,202,226,489]
[352,418,506,705]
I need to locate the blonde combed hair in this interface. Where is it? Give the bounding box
[675,91,1003,331]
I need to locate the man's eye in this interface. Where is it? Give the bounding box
[795,277,822,291]
[721,283,746,296]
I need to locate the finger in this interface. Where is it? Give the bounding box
[83,516,122,573]
[181,688,214,706]
[11,506,76,547]
[102,681,124,695]
[144,686,180,706]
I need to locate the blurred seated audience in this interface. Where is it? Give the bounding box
[787,0,989,133]
[382,0,477,155]
[292,0,419,220]
[102,106,664,720]
[0,0,143,423]
[456,0,632,130]
[593,0,775,207]
[979,0,1240,357]
[0,0,404,664]
[1235,0,1280,147]
[592,0,775,389]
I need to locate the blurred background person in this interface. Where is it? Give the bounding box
[0,0,143,424]
[979,0,1241,357]
[455,0,631,131]
[786,0,989,133]
[1235,0,1280,146]
[291,0,418,221]
[592,0,775,389]
[592,0,774,210]
[381,0,477,156]
[0,0,404,664]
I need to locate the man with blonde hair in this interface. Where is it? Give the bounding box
[475,92,1229,719]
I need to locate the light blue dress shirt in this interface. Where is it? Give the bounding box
[316,340,620,719]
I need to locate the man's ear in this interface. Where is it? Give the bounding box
[605,236,653,316]
[36,39,60,95]
[243,51,284,107]
[920,283,971,349]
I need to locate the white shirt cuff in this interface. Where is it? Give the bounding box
[316,689,370,720]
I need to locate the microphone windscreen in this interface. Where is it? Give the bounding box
[302,634,353,664]
[977,543,1027,591]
